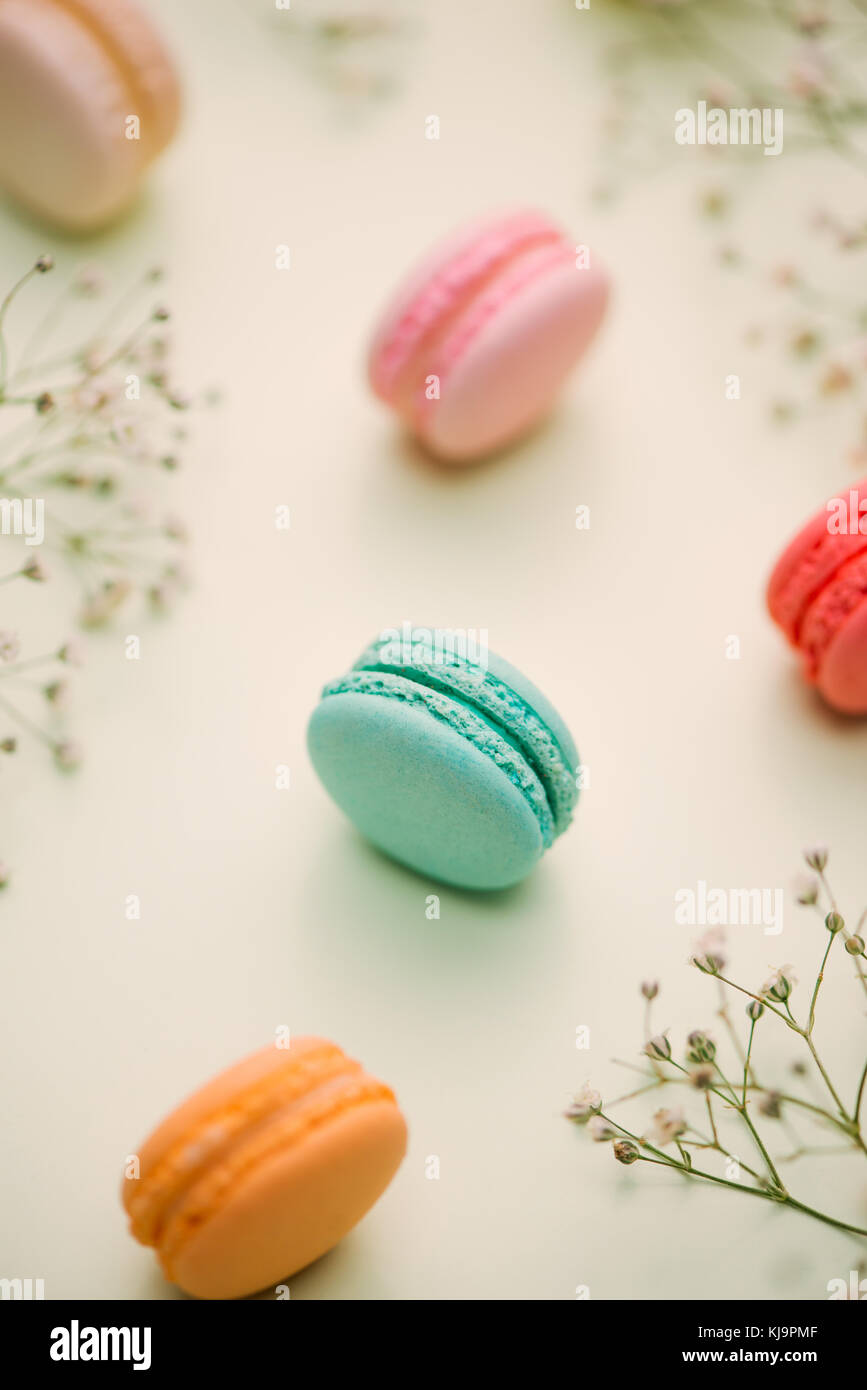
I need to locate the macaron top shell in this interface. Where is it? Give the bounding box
[308,635,579,889]
[368,210,609,462]
[123,1039,407,1299]
[0,0,180,229]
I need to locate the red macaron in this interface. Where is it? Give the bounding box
[767,478,867,713]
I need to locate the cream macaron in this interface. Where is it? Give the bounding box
[122,1038,407,1299]
[0,0,181,231]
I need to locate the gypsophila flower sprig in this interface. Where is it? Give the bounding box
[0,256,203,889]
[566,849,867,1240]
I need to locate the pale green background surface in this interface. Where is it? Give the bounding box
[2,0,866,1299]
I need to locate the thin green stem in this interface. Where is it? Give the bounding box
[808,932,836,1034]
[802,1033,852,1124]
[743,1019,756,1108]
[0,263,42,394]
[856,1059,867,1126]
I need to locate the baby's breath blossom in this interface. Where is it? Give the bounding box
[565,1084,603,1124]
[80,578,132,628]
[53,740,81,772]
[644,1108,687,1146]
[796,876,819,906]
[43,681,67,707]
[21,557,46,583]
[0,632,20,662]
[73,263,105,296]
[645,1033,671,1062]
[762,965,797,1003]
[689,1063,715,1090]
[57,641,83,666]
[587,1116,617,1143]
[758,1091,783,1120]
[804,848,828,873]
[787,43,829,99]
[690,927,726,975]
[685,1031,716,1064]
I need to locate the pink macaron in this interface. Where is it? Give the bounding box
[367,209,609,463]
[767,478,867,713]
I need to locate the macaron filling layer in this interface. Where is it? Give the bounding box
[350,637,578,834]
[320,669,558,848]
[127,1044,393,1267]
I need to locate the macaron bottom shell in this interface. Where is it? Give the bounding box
[308,689,549,890]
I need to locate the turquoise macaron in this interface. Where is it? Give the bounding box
[307,631,580,890]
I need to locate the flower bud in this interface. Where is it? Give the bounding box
[640,980,659,1000]
[825,911,845,934]
[613,1140,640,1165]
[804,847,828,872]
[686,1030,716,1064]
[645,1033,671,1062]
[762,965,796,1002]
[746,1000,764,1021]
[758,1091,782,1120]
[845,935,865,956]
[689,1063,715,1090]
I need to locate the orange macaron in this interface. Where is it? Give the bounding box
[122,1038,407,1299]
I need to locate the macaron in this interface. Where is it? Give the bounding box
[0,0,181,231]
[767,477,867,713]
[367,209,609,462]
[122,1038,407,1299]
[307,628,580,889]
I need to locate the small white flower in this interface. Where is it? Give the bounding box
[0,631,20,662]
[565,1083,603,1123]
[691,927,727,975]
[587,1116,616,1142]
[762,965,797,1003]
[644,1107,687,1146]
